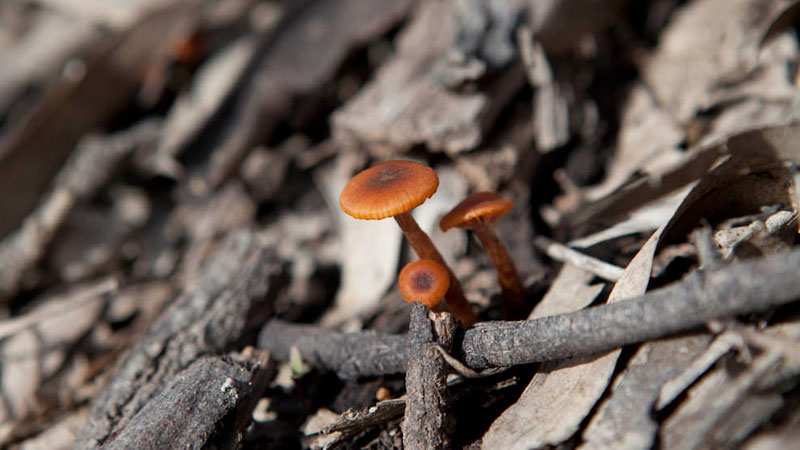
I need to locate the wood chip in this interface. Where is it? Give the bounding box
[332,0,525,156]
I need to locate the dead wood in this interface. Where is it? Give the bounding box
[402,304,458,450]
[463,244,800,368]
[303,363,517,449]
[73,231,285,449]
[260,246,800,376]
[531,235,625,281]
[100,349,273,450]
[259,319,406,380]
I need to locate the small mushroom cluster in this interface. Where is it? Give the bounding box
[339,160,524,325]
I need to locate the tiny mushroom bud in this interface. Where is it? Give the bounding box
[398,259,450,310]
[440,192,526,318]
[340,160,476,325]
[375,386,392,401]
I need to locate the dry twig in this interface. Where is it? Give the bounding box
[403,304,458,450]
[260,246,800,375]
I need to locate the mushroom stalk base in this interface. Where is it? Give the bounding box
[474,224,525,317]
[394,212,476,325]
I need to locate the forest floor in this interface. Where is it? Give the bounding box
[1,0,800,449]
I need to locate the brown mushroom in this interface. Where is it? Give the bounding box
[340,160,476,325]
[440,192,525,317]
[398,259,450,310]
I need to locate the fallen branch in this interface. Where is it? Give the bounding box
[259,246,800,377]
[259,321,405,379]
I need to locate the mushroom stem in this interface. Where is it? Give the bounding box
[473,224,525,317]
[394,212,476,325]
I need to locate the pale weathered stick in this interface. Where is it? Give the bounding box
[532,235,625,281]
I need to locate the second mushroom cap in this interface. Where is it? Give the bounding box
[439,192,515,231]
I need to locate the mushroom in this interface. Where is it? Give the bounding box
[398,259,450,310]
[439,192,525,317]
[340,160,476,325]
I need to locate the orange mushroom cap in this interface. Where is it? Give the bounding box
[398,260,450,308]
[439,192,514,231]
[340,160,439,220]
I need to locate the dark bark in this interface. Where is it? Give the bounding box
[258,320,406,380]
[332,0,526,156]
[402,304,458,450]
[260,246,800,376]
[74,231,286,449]
[100,349,273,450]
